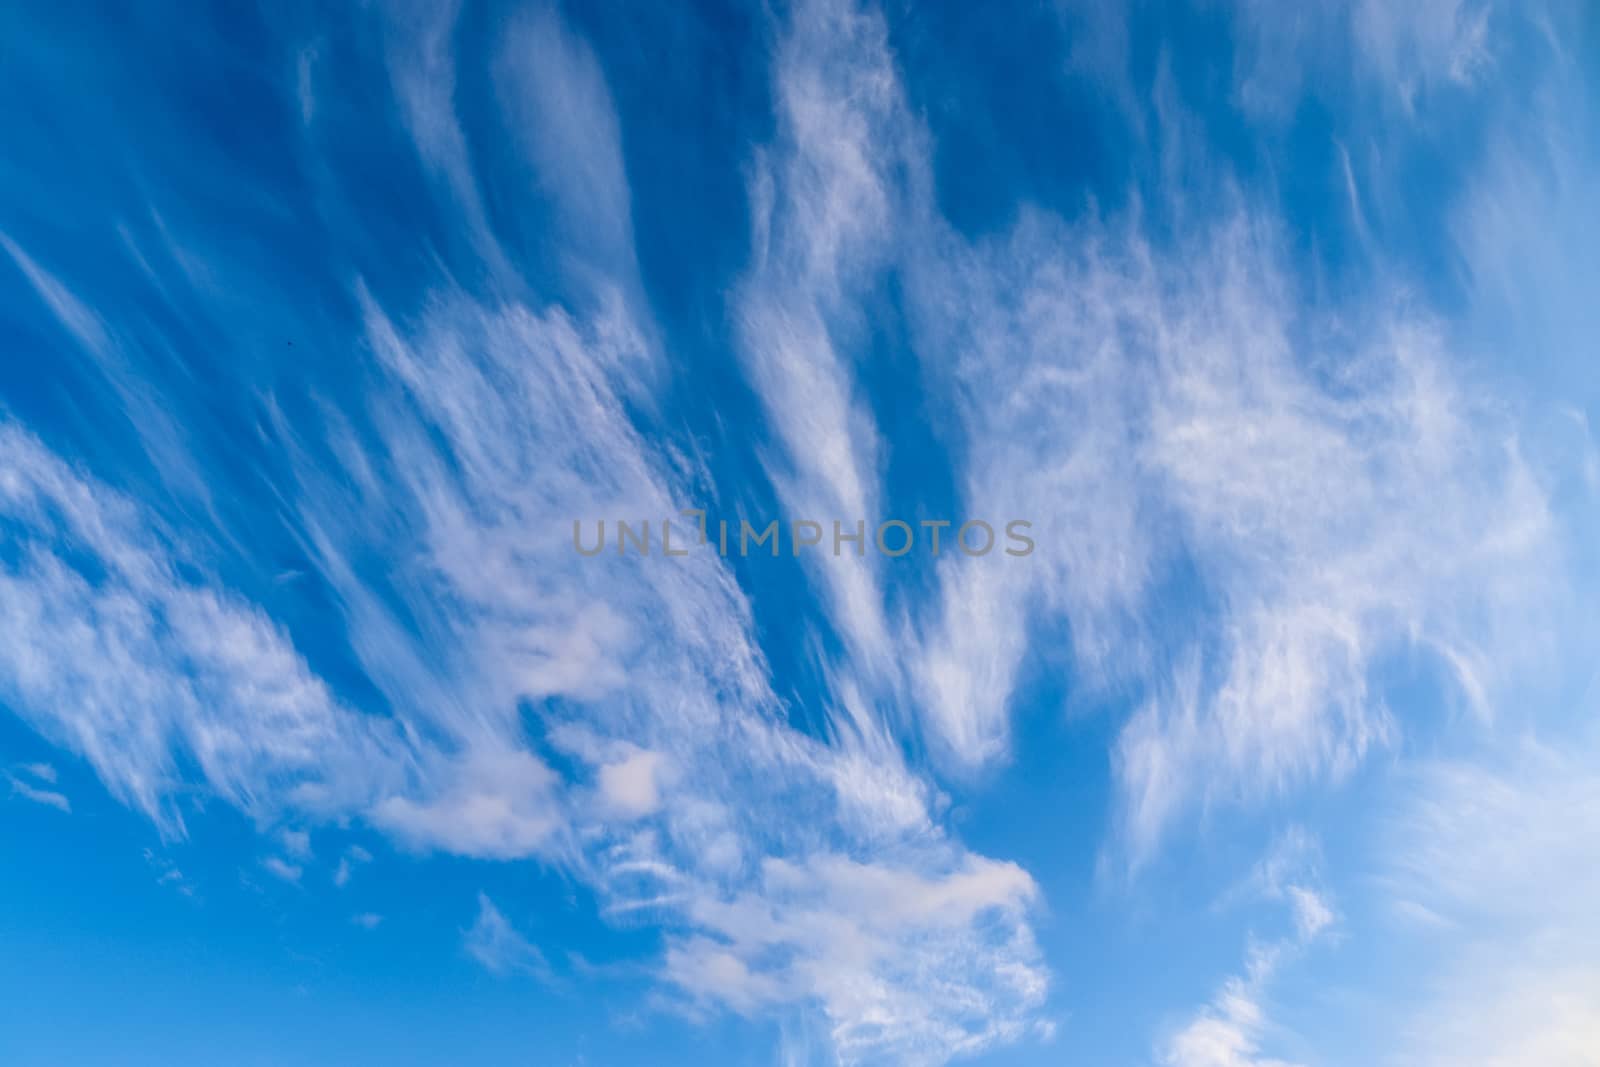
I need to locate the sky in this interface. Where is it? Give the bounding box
[1,1,1598,1064]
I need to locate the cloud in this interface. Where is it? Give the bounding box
[1112,222,1557,860]
[142,848,193,897]
[295,44,318,126]
[18,761,56,784]
[378,0,515,283]
[663,851,1046,1063]
[352,912,383,930]
[1170,726,1600,1066]
[1401,962,1600,1067]
[493,3,639,277]
[5,766,70,813]
[731,0,909,681]
[1376,730,1600,1065]
[1351,0,1493,102]
[935,113,1559,870]
[8,18,1038,1061]
[1161,970,1298,1067]
[279,829,312,860]
[0,419,408,834]
[0,230,218,511]
[26,2,1569,1061]
[1221,0,1494,117]
[372,748,564,860]
[0,232,111,357]
[596,749,665,819]
[1159,832,1335,1067]
[265,8,1050,1054]
[464,893,549,979]
[305,255,1046,1063]
[901,193,1559,862]
[904,218,1157,767]
[725,0,1560,870]
[261,856,303,884]
[333,844,373,888]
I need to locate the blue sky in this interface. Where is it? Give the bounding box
[2,1,1598,1064]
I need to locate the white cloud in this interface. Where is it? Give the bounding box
[1160,832,1334,1067]
[5,769,70,813]
[263,12,1049,1055]
[905,197,1560,863]
[262,856,303,884]
[0,419,408,834]
[372,748,564,861]
[352,912,383,930]
[333,844,373,888]
[904,172,1557,866]
[1352,0,1494,103]
[279,829,312,860]
[0,231,218,511]
[464,893,549,979]
[312,263,1046,1047]
[1112,219,1557,861]
[664,851,1046,1063]
[596,749,665,819]
[4,5,1593,1065]
[0,232,111,357]
[1377,731,1600,1066]
[732,0,908,679]
[142,848,193,897]
[493,4,639,277]
[1400,962,1600,1067]
[379,0,512,282]
[1220,0,1494,118]
[1162,968,1298,1067]
[727,0,1559,864]
[9,43,1007,1067]
[18,761,56,784]
[905,219,1156,768]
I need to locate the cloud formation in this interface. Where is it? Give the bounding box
[1,0,1595,1063]
[1161,831,1335,1067]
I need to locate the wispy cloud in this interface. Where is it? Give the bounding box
[3,1,1590,1063]
[279,828,312,860]
[464,893,549,979]
[142,847,193,897]
[379,0,512,282]
[5,762,70,813]
[0,232,111,357]
[262,4,1050,1056]
[18,761,56,784]
[261,855,304,884]
[1160,831,1335,1067]
[1375,728,1600,1065]
[294,43,318,126]
[732,0,908,683]
[725,0,1562,868]
[493,4,640,282]
[1223,0,1494,117]
[290,211,1045,1065]
[662,851,1045,1061]
[1108,212,1557,863]
[0,230,218,511]
[0,420,408,834]
[333,844,373,888]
